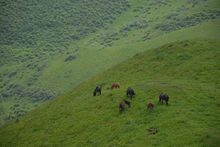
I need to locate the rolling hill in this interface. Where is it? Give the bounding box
[0,0,220,125]
[0,39,219,146]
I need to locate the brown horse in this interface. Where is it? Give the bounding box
[119,100,130,112]
[146,102,154,110]
[111,82,120,89]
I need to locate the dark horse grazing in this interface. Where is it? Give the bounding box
[119,100,130,112]
[93,86,101,96]
[146,102,154,110]
[127,87,135,99]
[159,93,169,105]
[111,82,120,89]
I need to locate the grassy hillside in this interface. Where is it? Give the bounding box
[0,0,220,125]
[0,40,219,146]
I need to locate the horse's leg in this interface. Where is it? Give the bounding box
[166,101,168,105]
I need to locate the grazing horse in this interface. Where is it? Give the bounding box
[159,93,169,105]
[127,87,135,99]
[111,82,120,89]
[119,100,130,112]
[146,102,154,110]
[93,86,101,96]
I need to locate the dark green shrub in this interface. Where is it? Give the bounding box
[64,55,77,62]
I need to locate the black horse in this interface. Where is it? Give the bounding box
[93,86,101,96]
[159,93,169,105]
[119,100,130,112]
[127,87,135,99]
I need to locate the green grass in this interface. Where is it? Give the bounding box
[0,0,220,125]
[0,39,219,146]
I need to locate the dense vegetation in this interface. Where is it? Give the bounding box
[0,0,129,64]
[0,0,219,125]
[0,40,219,146]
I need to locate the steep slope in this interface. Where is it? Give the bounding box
[0,40,219,146]
[0,0,219,125]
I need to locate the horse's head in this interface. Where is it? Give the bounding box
[125,100,130,107]
[127,102,130,107]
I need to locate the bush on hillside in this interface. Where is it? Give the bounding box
[64,55,77,62]
[27,72,40,86]
[37,62,47,72]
